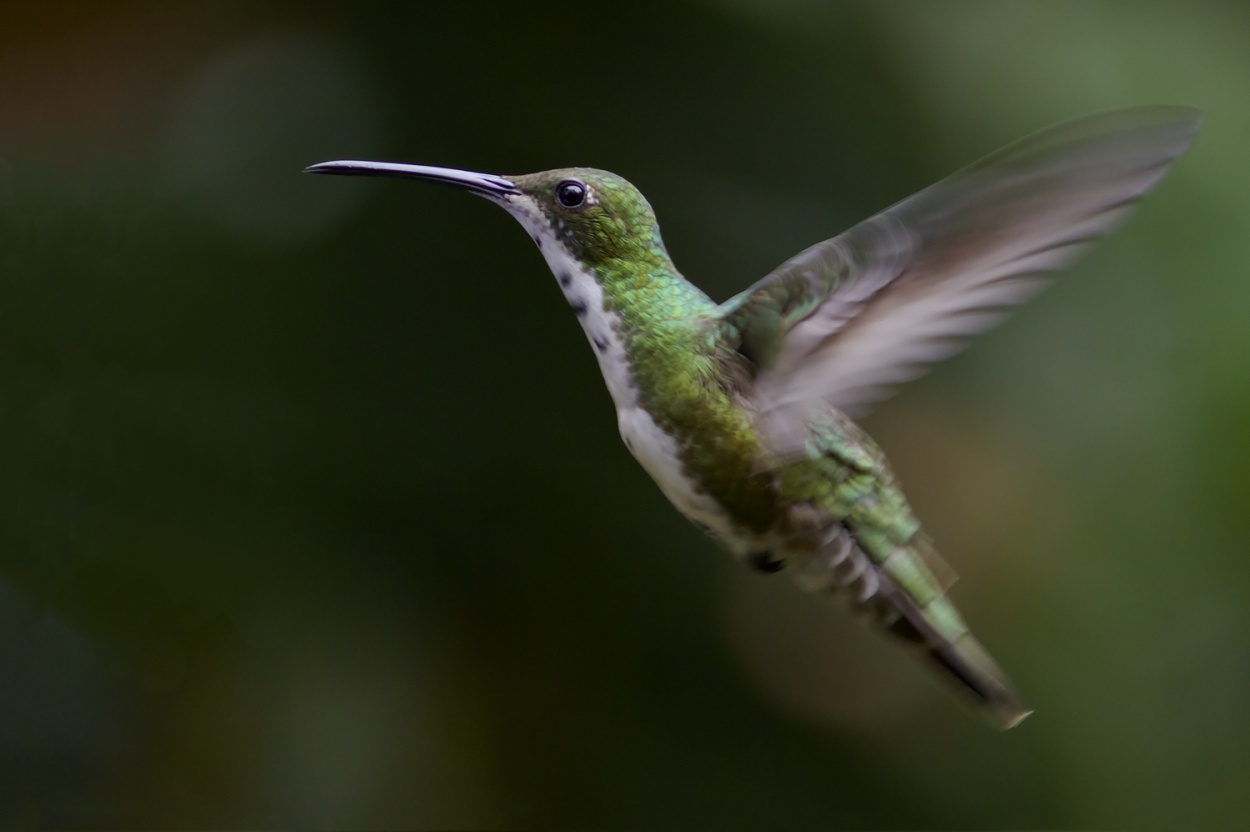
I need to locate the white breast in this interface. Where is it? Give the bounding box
[616,405,744,549]
[502,197,744,550]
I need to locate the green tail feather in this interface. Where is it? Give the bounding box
[887,589,1032,730]
[924,630,1032,730]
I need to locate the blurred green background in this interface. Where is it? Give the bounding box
[2,0,1248,828]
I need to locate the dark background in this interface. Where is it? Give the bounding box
[2,1,1248,828]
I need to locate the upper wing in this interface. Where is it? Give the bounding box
[720,107,1200,439]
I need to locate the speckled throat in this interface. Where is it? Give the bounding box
[494,183,785,548]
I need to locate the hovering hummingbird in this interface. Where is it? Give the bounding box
[308,107,1198,729]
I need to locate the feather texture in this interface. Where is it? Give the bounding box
[721,108,1201,452]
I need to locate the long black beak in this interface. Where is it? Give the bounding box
[304,161,519,198]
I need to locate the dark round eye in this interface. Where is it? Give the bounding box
[555,179,587,209]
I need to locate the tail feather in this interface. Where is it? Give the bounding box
[924,630,1032,730]
[886,584,1031,730]
[794,528,1030,729]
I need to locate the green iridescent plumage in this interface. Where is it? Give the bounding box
[515,169,786,534]
[512,169,1036,727]
[307,106,1200,729]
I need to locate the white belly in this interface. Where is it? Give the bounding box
[617,405,744,551]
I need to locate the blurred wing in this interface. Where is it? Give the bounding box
[722,107,1200,440]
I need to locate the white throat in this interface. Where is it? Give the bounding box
[501,197,638,411]
[497,195,742,549]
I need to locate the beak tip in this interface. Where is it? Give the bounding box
[304,161,353,176]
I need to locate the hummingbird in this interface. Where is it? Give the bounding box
[307,107,1198,729]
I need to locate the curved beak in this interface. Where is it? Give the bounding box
[304,160,519,199]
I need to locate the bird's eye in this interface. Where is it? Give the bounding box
[555,180,587,209]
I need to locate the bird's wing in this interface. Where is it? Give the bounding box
[720,107,1200,451]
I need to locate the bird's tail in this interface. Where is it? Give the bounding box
[880,544,1032,730]
[894,611,1033,730]
[795,530,1031,729]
